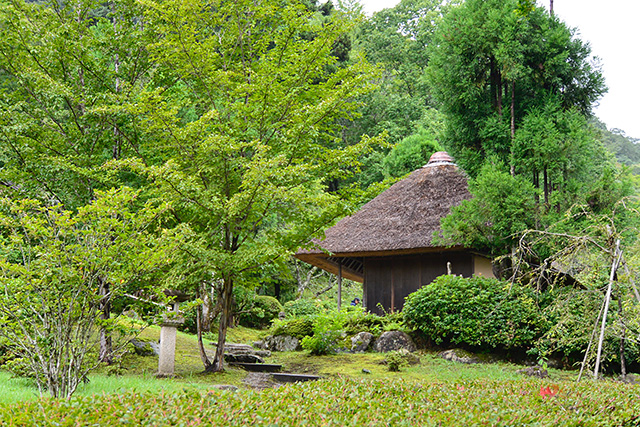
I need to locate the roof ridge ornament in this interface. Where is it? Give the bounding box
[425,151,455,167]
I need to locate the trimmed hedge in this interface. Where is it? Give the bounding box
[403,275,546,350]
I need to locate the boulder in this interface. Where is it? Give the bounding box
[373,331,417,353]
[439,349,479,364]
[382,348,421,369]
[351,332,374,353]
[517,366,548,379]
[264,335,301,352]
[622,374,640,385]
[212,342,271,358]
[130,339,159,357]
[209,384,239,392]
[253,340,268,350]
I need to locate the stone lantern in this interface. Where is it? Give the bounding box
[157,290,189,377]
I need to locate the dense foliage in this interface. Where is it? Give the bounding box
[429,0,606,176]
[0,188,172,397]
[236,296,283,329]
[403,275,546,350]
[1,0,639,397]
[2,378,640,425]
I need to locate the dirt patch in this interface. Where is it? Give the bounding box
[242,373,281,390]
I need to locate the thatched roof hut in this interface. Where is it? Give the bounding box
[296,152,494,313]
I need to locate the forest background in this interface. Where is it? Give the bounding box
[1,0,640,397]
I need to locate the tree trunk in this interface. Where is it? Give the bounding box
[196,304,212,370]
[99,279,112,364]
[490,57,502,116]
[543,167,549,206]
[210,275,234,372]
[533,169,540,219]
[550,0,554,15]
[510,80,516,176]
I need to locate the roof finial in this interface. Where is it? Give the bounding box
[425,151,454,167]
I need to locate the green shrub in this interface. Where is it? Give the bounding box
[301,312,345,355]
[178,308,198,334]
[4,379,640,425]
[385,351,408,372]
[403,275,545,350]
[341,310,382,336]
[283,299,327,318]
[237,295,283,329]
[4,357,35,380]
[270,317,314,339]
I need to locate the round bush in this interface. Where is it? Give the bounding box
[403,275,545,350]
[238,295,283,329]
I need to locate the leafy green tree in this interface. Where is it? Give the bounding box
[436,162,537,255]
[0,0,161,363]
[349,0,443,144]
[122,0,380,372]
[382,127,442,179]
[0,0,153,207]
[337,0,449,189]
[0,188,172,398]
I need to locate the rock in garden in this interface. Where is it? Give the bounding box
[211,343,254,354]
[209,384,239,392]
[264,335,301,352]
[351,332,374,353]
[373,331,417,353]
[130,339,159,357]
[517,366,548,379]
[438,349,479,364]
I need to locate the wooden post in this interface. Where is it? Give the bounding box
[337,260,342,311]
[594,239,622,379]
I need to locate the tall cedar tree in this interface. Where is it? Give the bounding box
[428,0,605,177]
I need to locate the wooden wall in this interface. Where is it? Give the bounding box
[363,252,473,314]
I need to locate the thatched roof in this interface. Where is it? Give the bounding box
[295,152,471,281]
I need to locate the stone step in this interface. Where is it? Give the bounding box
[271,373,321,383]
[230,363,282,372]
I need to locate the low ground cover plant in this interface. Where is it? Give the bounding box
[2,377,639,426]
